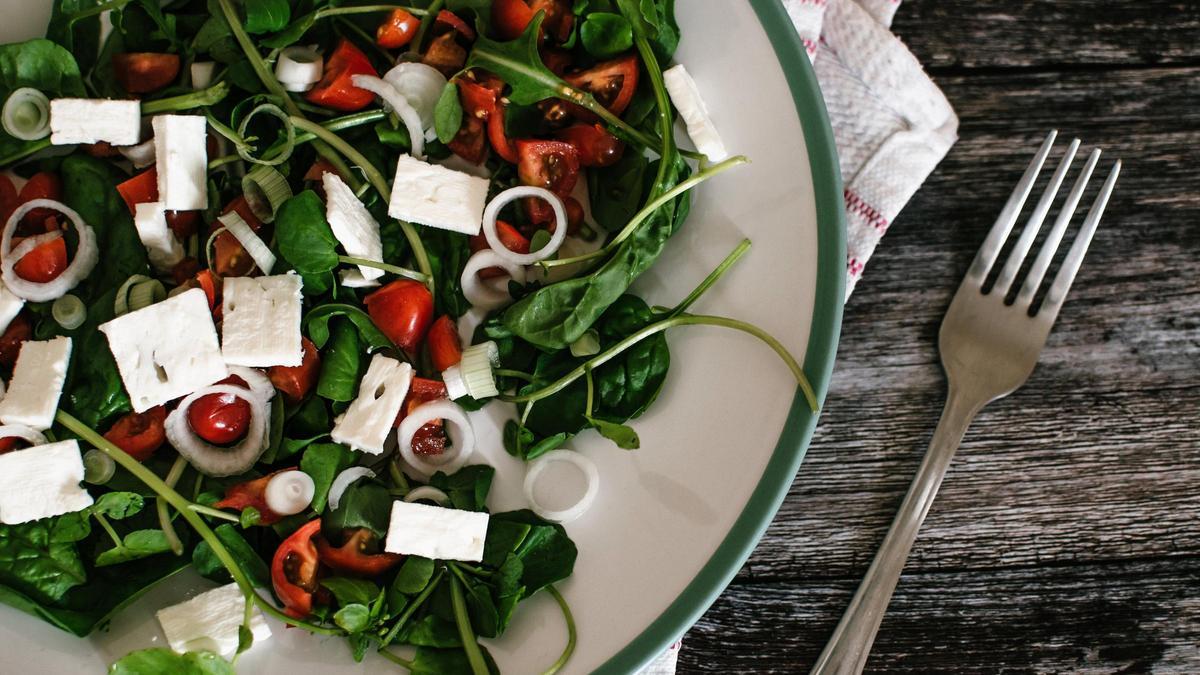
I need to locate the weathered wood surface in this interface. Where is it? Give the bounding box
[681,2,1200,672]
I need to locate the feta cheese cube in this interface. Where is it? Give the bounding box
[384,500,489,562]
[156,583,271,657]
[0,337,71,430]
[134,201,185,273]
[388,155,489,235]
[331,354,413,455]
[49,98,141,146]
[221,274,303,367]
[100,288,227,412]
[323,172,384,280]
[0,440,94,525]
[662,65,728,162]
[0,279,24,335]
[152,115,208,210]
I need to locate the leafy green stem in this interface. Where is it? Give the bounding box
[338,255,428,283]
[158,456,188,556]
[376,649,417,670]
[0,138,52,169]
[495,368,534,382]
[66,0,132,22]
[540,585,576,675]
[449,570,490,675]
[188,504,240,523]
[409,0,445,55]
[666,238,752,318]
[93,512,122,549]
[633,23,675,196]
[141,82,231,115]
[316,4,427,19]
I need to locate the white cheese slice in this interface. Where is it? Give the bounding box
[323,172,384,280]
[49,98,141,146]
[152,114,208,211]
[221,274,303,367]
[100,288,227,412]
[331,354,413,455]
[0,440,94,525]
[0,279,24,335]
[156,583,271,657]
[388,154,489,235]
[0,336,71,430]
[190,62,216,90]
[662,64,729,162]
[384,500,489,562]
[134,201,185,273]
[339,269,381,289]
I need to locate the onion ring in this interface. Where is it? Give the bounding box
[482,186,567,264]
[265,470,315,515]
[397,400,475,480]
[523,449,600,524]
[217,210,275,275]
[1,199,98,302]
[351,74,425,159]
[0,424,47,448]
[403,485,450,506]
[328,467,376,511]
[382,62,447,132]
[165,372,275,477]
[460,249,525,310]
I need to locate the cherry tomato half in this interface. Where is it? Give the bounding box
[448,79,496,164]
[18,172,62,231]
[516,139,580,197]
[426,316,463,372]
[268,337,321,404]
[103,406,167,462]
[564,54,639,117]
[436,9,476,41]
[0,436,28,454]
[364,279,434,353]
[305,39,377,112]
[523,195,583,235]
[116,168,158,214]
[487,101,520,164]
[376,8,420,49]
[214,468,295,526]
[211,197,265,277]
[187,374,252,446]
[0,314,30,368]
[113,53,181,94]
[556,123,624,167]
[12,236,67,284]
[394,377,449,455]
[315,528,402,576]
[469,219,529,278]
[271,519,322,619]
[492,0,574,43]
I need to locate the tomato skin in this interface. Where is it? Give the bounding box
[517,140,580,197]
[187,375,253,446]
[436,10,476,40]
[315,528,402,576]
[13,236,67,283]
[540,47,572,76]
[215,468,293,526]
[447,80,496,164]
[470,219,530,278]
[211,197,265,277]
[0,175,18,225]
[113,53,181,94]
[83,141,121,158]
[376,8,420,49]
[268,337,321,403]
[116,168,159,214]
[426,316,463,372]
[493,0,573,42]
[18,172,62,230]
[487,102,520,164]
[166,210,201,239]
[102,406,167,462]
[271,519,322,619]
[556,123,624,167]
[0,314,30,368]
[564,54,640,117]
[305,39,377,112]
[394,377,449,454]
[364,280,434,353]
[0,436,25,454]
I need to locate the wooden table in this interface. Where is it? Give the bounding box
[680,2,1200,671]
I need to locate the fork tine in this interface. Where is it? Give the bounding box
[1039,160,1121,317]
[1015,148,1101,306]
[991,138,1081,296]
[966,130,1058,283]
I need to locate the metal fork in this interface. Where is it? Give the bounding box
[810,131,1121,675]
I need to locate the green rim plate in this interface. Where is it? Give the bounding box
[592,0,846,672]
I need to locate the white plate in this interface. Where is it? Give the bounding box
[0,1,844,673]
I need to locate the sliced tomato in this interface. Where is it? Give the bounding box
[487,102,520,164]
[564,54,639,117]
[305,39,377,112]
[376,8,420,49]
[195,269,219,309]
[0,314,30,368]
[524,194,584,235]
[0,175,18,226]
[493,0,573,42]
[0,436,28,454]
[469,219,529,277]
[102,407,167,462]
[516,139,580,197]
[113,53,181,94]
[364,280,434,353]
[83,141,121,158]
[18,172,62,231]
[187,375,252,446]
[556,123,624,167]
[315,528,402,576]
[116,168,158,214]
[171,257,201,286]
[436,9,476,40]
[211,197,265,277]
[426,316,463,372]
[395,377,449,455]
[13,237,67,283]
[268,337,321,404]
[473,71,506,97]
[166,210,201,239]
[447,80,496,164]
[421,32,467,77]
[215,468,294,526]
[271,519,322,618]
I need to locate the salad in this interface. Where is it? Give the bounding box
[0,0,817,673]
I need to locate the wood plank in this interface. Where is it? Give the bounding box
[737,66,1200,579]
[891,1,1200,70]
[681,558,1200,672]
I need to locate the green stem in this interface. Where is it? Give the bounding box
[572,89,659,150]
[56,411,344,635]
[584,368,594,418]
[316,4,427,19]
[409,0,445,55]
[93,513,122,549]
[449,571,490,675]
[388,456,411,492]
[540,586,576,675]
[338,255,428,283]
[189,503,240,523]
[158,456,188,556]
[209,109,388,170]
[633,23,675,195]
[539,156,748,269]
[141,82,231,115]
[499,313,818,411]
[0,138,52,168]
[335,17,395,66]
[495,368,534,382]
[377,649,417,670]
[292,99,337,118]
[666,238,752,318]
[380,568,444,646]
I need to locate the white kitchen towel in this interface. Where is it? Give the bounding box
[639,1,956,672]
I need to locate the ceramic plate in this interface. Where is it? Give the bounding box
[0,1,843,672]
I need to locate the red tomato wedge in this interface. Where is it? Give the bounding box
[112,53,181,94]
[376,8,420,49]
[305,39,377,112]
[556,123,624,167]
[0,314,30,368]
[516,139,580,197]
[268,337,321,404]
[103,407,167,462]
[364,280,434,353]
[427,316,463,372]
[271,519,322,618]
[12,237,67,283]
[315,528,402,576]
[492,0,574,42]
[18,172,62,231]
[215,468,294,526]
[564,54,639,117]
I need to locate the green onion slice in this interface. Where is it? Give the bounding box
[236,103,295,167]
[242,165,292,223]
[51,293,86,329]
[2,88,50,141]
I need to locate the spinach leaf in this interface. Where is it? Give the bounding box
[491,553,524,631]
[409,646,499,675]
[428,465,494,512]
[275,190,339,277]
[95,530,172,567]
[262,11,318,49]
[587,143,647,232]
[323,478,393,541]
[422,230,472,318]
[288,395,330,437]
[618,0,679,63]
[0,39,85,162]
[195,15,240,63]
[91,492,145,519]
[464,14,562,106]
[391,556,436,596]
[434,81,464,145]
[63,291,132,428]
[580,12,633,59]
[244,0,290,34]
[321,577,379,608]
[316,319,362,402]
[113,0,180,54]
[590,294,670,420]
[334,603,370,632]
[459,574,500,638]
[191,524,270,588]
[584,415,639,449]
[489,510,576,598]
[299,442,359,513]
[61,155,151,301]
[397,614,461,647]
[305,303,395,352]
[0,512,90,604]
[46,0,104,72]
[109,648,234,675]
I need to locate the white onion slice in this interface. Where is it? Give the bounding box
[397,400,475,479]
[403,485,450,506]
[523,449,600,524]
[482,186,567,265]
[0,424,47,448]
[3,87,51,141]
[1,199,99,302]
[351,74,425,159]
[118,137,156,168]
[460,249,525,310]
[275,46,323,92]
[217,210,275,275]
[191,62,216,90]
[228,365,275,402]
[265,470,315,515]
[382,62,447,132]
[165,378,274,477]
[328,467,376,511]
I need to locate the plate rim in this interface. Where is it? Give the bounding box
[592,1,846,672]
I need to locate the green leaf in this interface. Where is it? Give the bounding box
[0,39,85,161]
[580,12,633,59]
[461,575,499,638]
[464,13,562,106]
[490,511,576,598]
[237,624,253,654]
[262,11,318,49]
[316,319,363,402]
[408,645,500,675]
[422,229,473,318]
[585,415,640,449]
[391,556,436,596]
[0,512,91,603]
[434,81,464,144]
[95,529,172,567]
[63,154,152,302]
[492,553,524,632]
[587,130,648,231]
[300,442,359,513]
[428,465,495,512]
[239,507,261,529]
[109,648,234,675]
[243,0,291,34]
[46,0,104,73]
[91,492,145,520]
[333,602,370,632]
[481,520,530,568]
[275,190,339,276]
[322,478,393,541]
[321,577,380,608]
[397,614,461,647]
[304,303,395,352]
[192,524,270,587]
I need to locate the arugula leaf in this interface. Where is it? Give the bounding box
[428,465,494,512]
[191,524,270,588]
[0,512,90,604]
[299,442,359,513]
[464,14,561,106]
[109,648,234,675]
[618,0,679,63]
[0,39,85,162]
[195,15,241,63]
[95,530,172,567]
[316,319,363,402]
[262,11,318,49]
[580,12,633,59]
[91,492,145,520]
[275,190,339,278]
[321,577,380,608]
[322,478,393,541]
[243,0,291,34]
[305,303,395,352]
[434,81,464,145]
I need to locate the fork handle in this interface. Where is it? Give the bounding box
[810,388,984,675]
